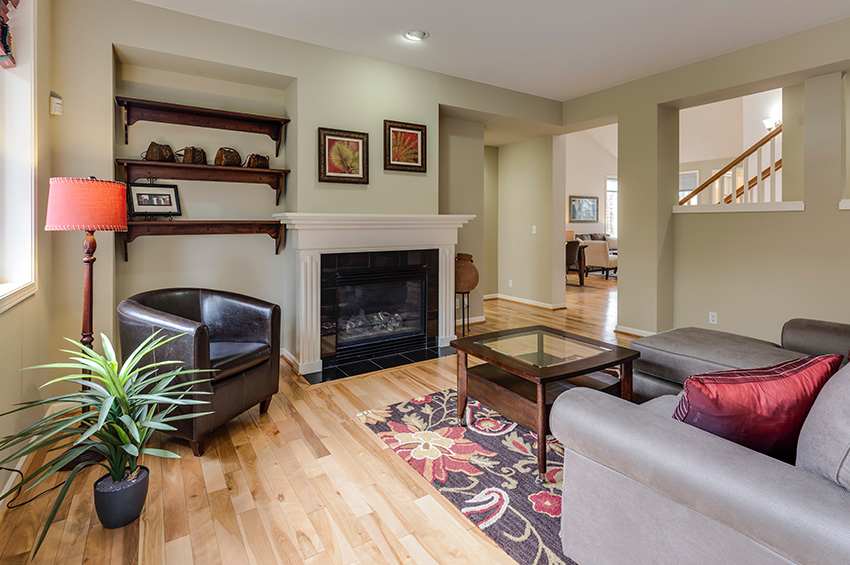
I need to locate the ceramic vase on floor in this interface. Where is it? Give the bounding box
[455,253,479,292]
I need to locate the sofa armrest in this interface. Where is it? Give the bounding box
[550,389,850,565]
[200,290,280,347]
[781,318,850,361]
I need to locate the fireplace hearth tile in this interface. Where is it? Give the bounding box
[337,359,383,377]
[373,354,414,370]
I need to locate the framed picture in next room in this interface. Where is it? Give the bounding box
[569,196,598,223]
[318,127,369,184]
[384,120,426,173]
[128,183,181,217]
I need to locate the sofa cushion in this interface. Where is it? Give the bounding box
[797,363,850,491]
[673,355,843,461]
[209,341,270,381]
[632,327,806,386]
[604,236,618,250]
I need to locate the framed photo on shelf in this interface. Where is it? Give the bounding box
[318,127,369,184]
[128,183,181,216]
[383,120,426,173]
[569,196,598,223]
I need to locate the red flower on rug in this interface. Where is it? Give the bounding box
[379,421,496,483]
[471,417,517,436]
[409,395,433,405]
[528,491,561,518]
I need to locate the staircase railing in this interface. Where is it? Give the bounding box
[678,124,782,206]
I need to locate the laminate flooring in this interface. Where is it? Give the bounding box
[0,277,628,564]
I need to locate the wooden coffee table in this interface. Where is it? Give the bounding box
[451,326,639,482]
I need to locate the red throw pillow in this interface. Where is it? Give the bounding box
[673,354,843,461]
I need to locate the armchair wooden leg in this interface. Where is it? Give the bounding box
[190,436,206,457]
[259,396,273,414]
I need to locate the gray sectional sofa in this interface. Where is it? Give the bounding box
[549,318,850,564]
[631,318,850,401]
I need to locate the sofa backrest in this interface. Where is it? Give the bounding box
[797,362,850,491]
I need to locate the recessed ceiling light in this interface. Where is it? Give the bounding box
[403,30,430,42]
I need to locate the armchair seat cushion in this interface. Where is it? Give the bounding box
[209,341,271,381]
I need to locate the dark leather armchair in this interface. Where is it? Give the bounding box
[117,288,280,456]
[565,240,585,286]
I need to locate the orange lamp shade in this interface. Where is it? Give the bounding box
[45,178,127,232]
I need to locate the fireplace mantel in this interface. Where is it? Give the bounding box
[274,213,475,375]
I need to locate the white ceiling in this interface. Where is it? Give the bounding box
[133,0,850,101]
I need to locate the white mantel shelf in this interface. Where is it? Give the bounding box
[275,213,475,375]
[275,213,475,230]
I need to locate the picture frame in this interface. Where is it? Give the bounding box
[569,196,598,223]
[384,120,426,173]
[128,183,181,217]
[318,127,369,184]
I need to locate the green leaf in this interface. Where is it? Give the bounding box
[118,415,141,444]
[140,447,181,459]
[121,444,140,457]
[139,420,177,432]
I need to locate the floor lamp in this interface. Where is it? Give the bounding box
[45,178,127,467]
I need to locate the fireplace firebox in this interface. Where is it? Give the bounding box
[321,250,439,368]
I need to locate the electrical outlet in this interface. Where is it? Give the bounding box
[709,312,718,325]
[508,279,513,288]
[532,225,537,234]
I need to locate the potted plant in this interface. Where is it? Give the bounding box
[0,332,210,556]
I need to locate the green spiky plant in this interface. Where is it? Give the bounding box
[0,332,211,556]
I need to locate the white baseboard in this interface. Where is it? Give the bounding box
[486,294,559,310]
[0,401,74,522]
[483,294,499,301]
[280,348,321,375]
[456,315,486,326]
[615,325,655,338]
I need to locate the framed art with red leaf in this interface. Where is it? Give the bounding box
[318,127,369,184]
[384,120,426,173]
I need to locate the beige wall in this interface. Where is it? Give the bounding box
[675,73,846,341]
[497,136,556,306]
[483,146,499,296]
[0,0,55,463]
[564,130,617,235]
[47,0,562,358]
[562,17,850,335]
[439,117,485,320]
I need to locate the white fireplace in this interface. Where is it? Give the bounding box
[274,213,475,375]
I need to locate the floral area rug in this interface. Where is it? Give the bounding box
[358,388,576,565]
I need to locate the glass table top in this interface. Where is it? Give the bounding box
[473,329,611,368]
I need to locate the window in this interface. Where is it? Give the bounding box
[678,170,699,206]
[605,175,617,238]
[0,2,36,314]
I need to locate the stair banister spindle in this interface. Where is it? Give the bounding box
[770,138,778,202]
[756,147,763,203]
[742,157,749,204]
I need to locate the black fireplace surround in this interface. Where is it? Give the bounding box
[319,249,440,375]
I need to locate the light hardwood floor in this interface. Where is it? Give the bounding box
[0,277,626,564]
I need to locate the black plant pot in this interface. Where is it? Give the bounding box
[93,466,150,529]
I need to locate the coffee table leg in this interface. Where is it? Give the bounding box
[457,351,468,426]
[621,360,633,402]
[536,382,546,483]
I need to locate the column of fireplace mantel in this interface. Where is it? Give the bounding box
[274,213,475,375]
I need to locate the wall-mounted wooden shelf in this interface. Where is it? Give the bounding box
[116,159,289,205]
[116,96,290,156]
[123,220,283,261]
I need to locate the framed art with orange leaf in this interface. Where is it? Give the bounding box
[384,120,426,173]
[318,128,369,184]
